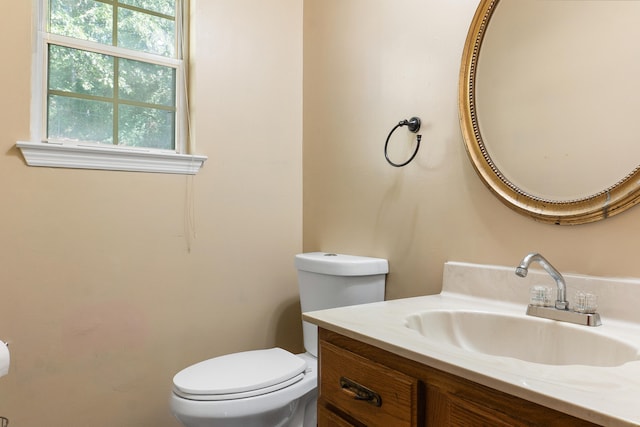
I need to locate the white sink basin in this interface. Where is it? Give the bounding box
[405,309,640,367]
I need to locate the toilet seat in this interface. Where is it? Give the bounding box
[173,348,307,401]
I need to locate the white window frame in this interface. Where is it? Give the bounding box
[17,0,206,175]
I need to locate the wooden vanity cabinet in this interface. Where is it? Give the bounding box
[318,328,600,427]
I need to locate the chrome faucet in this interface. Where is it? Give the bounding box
[515,252,568,310]
[515,252,601,326]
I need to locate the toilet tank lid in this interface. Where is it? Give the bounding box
[295,252,389,276]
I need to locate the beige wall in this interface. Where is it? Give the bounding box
[3,0,640,425]
[303,0,640,300]
[0,1,302,426]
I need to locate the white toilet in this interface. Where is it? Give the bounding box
[170,252,388,427]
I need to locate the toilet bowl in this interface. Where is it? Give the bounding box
[171,350,317,427]
[170,252,388,427]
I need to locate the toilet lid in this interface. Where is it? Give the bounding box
[173,348,307,401]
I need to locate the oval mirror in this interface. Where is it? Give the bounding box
[459,0,640,225]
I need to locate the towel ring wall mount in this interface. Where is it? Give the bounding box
[384,117,422,167]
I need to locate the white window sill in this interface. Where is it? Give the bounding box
[16,141,207,175]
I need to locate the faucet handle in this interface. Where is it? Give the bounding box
[574,291,598,314]
[529,286,552,307]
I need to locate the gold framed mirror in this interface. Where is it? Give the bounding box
[459,0,640,225]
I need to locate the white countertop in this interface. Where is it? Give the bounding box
[303,261,640,427]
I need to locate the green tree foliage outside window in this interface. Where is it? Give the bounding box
[46,0,180,150]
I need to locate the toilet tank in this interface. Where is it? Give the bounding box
[295,252,388,356]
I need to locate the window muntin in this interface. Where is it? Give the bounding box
[44,0,181,151]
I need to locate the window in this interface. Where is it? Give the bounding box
[17,0,206,174]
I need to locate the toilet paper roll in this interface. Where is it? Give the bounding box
[0,340,9,377]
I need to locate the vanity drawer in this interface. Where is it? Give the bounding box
[319,340,419,427]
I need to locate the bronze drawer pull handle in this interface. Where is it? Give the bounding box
[339,376,382,407]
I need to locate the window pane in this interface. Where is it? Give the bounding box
[49,0,113,45]
[118,8,175,57]
[119,59,175,106]
[119,0,176,17]
[119,105,175,149]
[49,45,114,97]
[48,95,113,144]
[44,0,183,152]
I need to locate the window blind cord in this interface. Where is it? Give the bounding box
[180,1,196,253]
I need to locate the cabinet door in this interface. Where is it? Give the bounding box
[426,379,601,427]
[317,405,358,427]
[320,341,420,427]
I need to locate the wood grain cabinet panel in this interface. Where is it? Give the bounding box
[318,405,358,427]
[319,341,419,427]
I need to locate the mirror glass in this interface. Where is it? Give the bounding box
[459,0,640,224]
[477,0,640,201]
